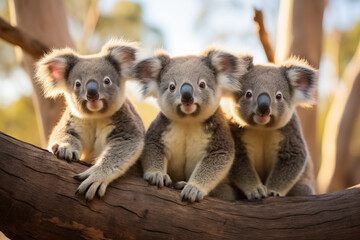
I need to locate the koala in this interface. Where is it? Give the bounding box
[36,40,145,201]
[133,48,252,202]
[229,58,318,200]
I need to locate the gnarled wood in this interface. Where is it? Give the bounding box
[0,132,359,240]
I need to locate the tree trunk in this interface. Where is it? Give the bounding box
[0,132,359,240]
[9,0,74,147]
[275,0,325,177]
[319,41,360,193]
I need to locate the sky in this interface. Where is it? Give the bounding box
[99,0,277,61]
[1,0,360,107]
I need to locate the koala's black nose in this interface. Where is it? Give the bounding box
[86,81,99,100]
[257,93,270,116]
[180,83,194,104]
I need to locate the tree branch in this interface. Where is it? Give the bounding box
[0,131,359,240]
[320,41,360,193]
[0,17,49,59]
[79,0,100,53]
[253,9,275,63]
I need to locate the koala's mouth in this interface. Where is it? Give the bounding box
[253,113,271,125]
[86,99,104,112]
[176,103,200,117]
[180,103,197,114]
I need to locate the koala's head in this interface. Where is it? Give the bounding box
[36,39,137,118]
[133,49,252,122]
[232,58,318,130]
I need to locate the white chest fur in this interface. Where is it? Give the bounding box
[242,128,283,182]
[71,118,115,163]
[162,122,211,182]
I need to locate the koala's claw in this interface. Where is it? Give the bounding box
[268,190,281,197]
[53,144,80,162]
[144,172,172,188]
[181,184,206,203]
[173,181,187,190]
[74,166,112,201]
[244,184,267,200]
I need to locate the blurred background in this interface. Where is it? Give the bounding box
[0,0,359,195]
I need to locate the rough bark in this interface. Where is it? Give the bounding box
[9,0,74,147]
[0,132,359,240]
[275,0,325,176]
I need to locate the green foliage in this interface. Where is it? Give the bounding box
[0,97,41,146]
[96,1,143,41]
[0,1,17,77]
[338,22,360,76]
[0,41,17,77]
[64,0,92,23]
[324,21,360,77]
[64,0,164,53]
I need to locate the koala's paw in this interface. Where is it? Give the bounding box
[173,181,187,190]
[74,166,114,201]
[244,184,267,200]
[181,184,206,203]
[267,189,281,197]
[144,171,172,188]
[51,143,80,162]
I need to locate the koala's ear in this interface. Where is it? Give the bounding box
[205,48,253,95]
[132,51,170,98]
[102,39,138,78]
[284,59,318,106]
[36,48,78,98]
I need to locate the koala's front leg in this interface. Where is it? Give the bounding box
[183,148,234,203]
[182,121,235,203]
[141,114,172,188]
[74,137,144,201]
[231,154,267,200]
[142,143,172,188]
[48,112,82,162]
[265,134,307,197]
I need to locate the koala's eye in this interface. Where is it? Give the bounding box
[199,80,206,90]
[169,83,176,92]
[276,92,282,100]
[75,80,81,89]
[245,90,253,99]
[104,77,112,85]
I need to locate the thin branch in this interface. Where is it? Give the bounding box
[253,9,275,63]
[79,0,100,53]
[0,17,50,59]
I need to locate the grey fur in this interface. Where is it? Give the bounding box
[230,58,317,200]
[141,113,171,188]
[36,40,145,201]
[134,48,252,202]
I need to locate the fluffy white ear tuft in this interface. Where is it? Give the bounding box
[132,51,170,98]
[102,39,139,78]
[205,48,253,95]
[36,48,78,98]
[284,58,318,107]
[132,58,162,98]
